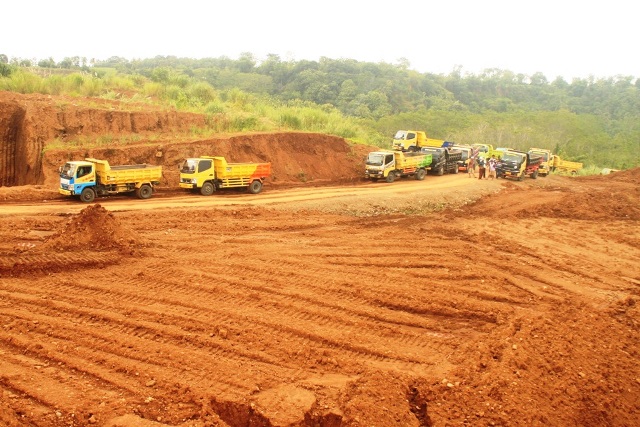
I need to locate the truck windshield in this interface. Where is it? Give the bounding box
[181,159,197,173]
[530,151,549,161]
[501,153,522,163]
[366,153,385,166]
[393,130,407,140]
[60,163,75,179]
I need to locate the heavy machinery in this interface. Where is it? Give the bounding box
[496,150,542,181]
[365,150,432,183]
[59,158,162,202]
[392,130,450,152]
[179,156,271,195]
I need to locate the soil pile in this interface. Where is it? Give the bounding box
[41,204,142,252]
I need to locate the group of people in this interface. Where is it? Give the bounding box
[467,150,498,179]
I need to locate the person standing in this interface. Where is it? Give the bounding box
[467,155,476,178]
[477,156,486,180]
[488,155,497,179]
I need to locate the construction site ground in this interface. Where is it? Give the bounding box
[0,91,639,427]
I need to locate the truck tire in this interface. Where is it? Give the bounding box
[531,170,539,179]
[136,184,153,199]
[518,172,525,182]
[80,187,95,203]
[436,165,444,176]
[248,180,263,194]
[385,172,395,183]
[415,169,426,180]
[453,165,459,174]
[200,182,214,196]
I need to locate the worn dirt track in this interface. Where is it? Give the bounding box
[1,91,639,426]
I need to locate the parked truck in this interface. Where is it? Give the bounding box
[451,144,474,172]
[179,156,271,195]
[528,148,583,176]
[392,130,450,152]
[419,147,463,175]
[528,148,553,177]
[552,156,583,175]
[59,158,162,203]
[496,150,542,181]
[365,150,432,183]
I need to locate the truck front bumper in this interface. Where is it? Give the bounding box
[59,188,73,196]
[179,183,197,189]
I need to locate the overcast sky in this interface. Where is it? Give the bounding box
[4,0,637,80]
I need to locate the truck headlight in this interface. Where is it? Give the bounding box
[191,178,197,184]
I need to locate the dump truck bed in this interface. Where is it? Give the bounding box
[207,156,271,179]
[87,158,162,185]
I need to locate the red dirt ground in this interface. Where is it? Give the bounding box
[0,91,639,427]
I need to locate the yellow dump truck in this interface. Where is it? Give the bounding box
[179,156,271,195]
[59,158,162,203]
[552,156,583,175]
[392,130,448,152]
[528,148,554,176]
[365,150,432,183]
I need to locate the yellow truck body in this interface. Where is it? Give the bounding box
[392,130,446,151]
[179,156,271,195]
[552,156,583,175]
[365,150,432,183]
[58,158,162,202]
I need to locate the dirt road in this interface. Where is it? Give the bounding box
[1,171,639,427]
[0,174,493,216]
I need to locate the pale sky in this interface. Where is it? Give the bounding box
[4,0,638,80]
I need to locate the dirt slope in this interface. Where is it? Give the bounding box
[0,91,639,426]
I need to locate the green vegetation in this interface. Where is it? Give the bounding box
[1,53,638,170]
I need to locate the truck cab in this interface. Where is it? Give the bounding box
[497,150,541,181]
[392,130,446,152]
[59,161,97,199]
[365,151,396,180]
[528,148,553,176]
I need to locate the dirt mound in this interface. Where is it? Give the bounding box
[459,171,640,221]
[41,204,142,252]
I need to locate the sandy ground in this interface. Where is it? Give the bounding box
[1,169,639,427]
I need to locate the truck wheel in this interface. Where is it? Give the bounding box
[518,172,525,182]
[80,187,95,203]
[136,184,153,199]
[415,169,426,181]
[531,170,539,179]
[248,180,263,194]
[436,165,444,176]
[453,165,459,174]
[200,182,214,196]
[385,173,395,183]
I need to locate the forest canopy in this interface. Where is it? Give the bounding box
[1,53,638,170]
